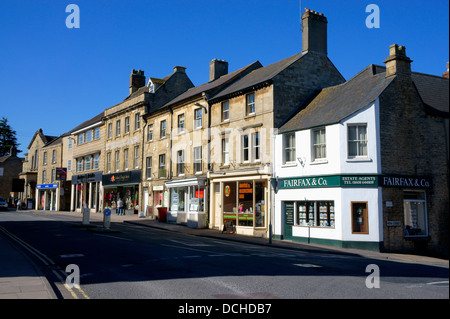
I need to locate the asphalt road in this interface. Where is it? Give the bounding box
[0,210,448,300]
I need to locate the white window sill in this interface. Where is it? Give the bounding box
[310,159,328,165]
[281,162,297,168]
[346,157,372,163]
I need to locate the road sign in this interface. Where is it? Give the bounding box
[104,208,111,216]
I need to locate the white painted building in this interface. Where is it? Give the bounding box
[274,97,384,250]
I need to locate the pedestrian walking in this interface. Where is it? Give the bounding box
[16,199,21,212]
[117,198,123,216]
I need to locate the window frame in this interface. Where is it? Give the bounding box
[283,133,296,164]
[194,108,202,129]
[347,123,368,159]
[312,127,327,161]
[246,92,255,116]
[177,149,185,176]
[160,120,166,139]
[194,146,202,173]
[222,100,230,122]
[178,114,185,134]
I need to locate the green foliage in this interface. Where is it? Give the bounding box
[0,117,21,156]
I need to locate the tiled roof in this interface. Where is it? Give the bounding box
[279,65,394,133]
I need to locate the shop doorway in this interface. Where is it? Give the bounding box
[283,201,294,239]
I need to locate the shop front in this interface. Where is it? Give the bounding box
[102,170,141,215]
[71,172,103,213]
[274,174,434,252]
[209,172,270,237]
[36,183,59,211]
[165,177,206,228]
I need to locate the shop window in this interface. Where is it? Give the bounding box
[297,201,335,228]
[255,181,265,227]
[170,187,185,211]
[188,185,204,212]
[223,182,237,214]
[352,202,368,234]
[404,192,427,237]
[238,182,253,227]
[297,201,315,226]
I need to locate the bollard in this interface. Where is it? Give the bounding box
[103,208,111,229]
[82,208,90,225]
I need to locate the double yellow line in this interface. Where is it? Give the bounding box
[0,225,90,299]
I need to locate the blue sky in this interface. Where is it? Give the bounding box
[1,0,448,155]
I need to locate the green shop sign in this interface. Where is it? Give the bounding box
[278,175,379,189]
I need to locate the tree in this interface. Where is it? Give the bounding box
[0,117,21,156]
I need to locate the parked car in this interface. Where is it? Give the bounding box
[0,196,8,210]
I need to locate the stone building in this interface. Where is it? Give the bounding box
[0,148,24,205]
[69,112,105,213]
[206,9,345,236]
[103,67,194,215]
[36,133,69,211]
[19,129,56,209]
[274,44,449,257]
[147,59,261,227]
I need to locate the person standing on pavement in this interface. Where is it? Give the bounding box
[117,198,123,216]
[16,199,21,212]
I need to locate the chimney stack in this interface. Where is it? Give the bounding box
[443,62,449,78]
[129,69,146,94]
[209,59,228,81]
[173,66,186,73]
[301,8,328,55]
[383,44,413,78]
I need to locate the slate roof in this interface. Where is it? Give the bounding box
[279,64,449,133]
[69,111,104,134]
[279,65,394,133]
[162,61,263,108]
[210,52,307,102]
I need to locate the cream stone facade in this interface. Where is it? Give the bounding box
[36,135,66,211]
[19,129,57,208]
[103,92,146,215]
[70,112,105,213]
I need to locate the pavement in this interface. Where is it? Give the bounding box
[1,209,448,299]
